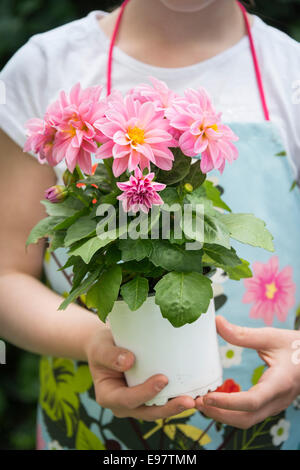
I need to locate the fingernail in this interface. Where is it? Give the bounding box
[155,381,167,392]
[116,353,127,368]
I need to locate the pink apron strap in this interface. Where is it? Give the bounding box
[106,0,270,121]
[238,2,270,120]
[106,0,131,97]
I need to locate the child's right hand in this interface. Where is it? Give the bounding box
[85,324,195,421]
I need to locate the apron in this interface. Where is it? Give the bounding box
[36,1,300,450]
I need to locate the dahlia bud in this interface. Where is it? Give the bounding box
[45,185,68,203]
[63,169,77,186]
[183,183,193,194]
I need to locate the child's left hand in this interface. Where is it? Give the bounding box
[195,316,300,429]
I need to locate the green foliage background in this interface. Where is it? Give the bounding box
[0,0,299,451]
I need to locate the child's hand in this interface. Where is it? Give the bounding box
[196,316,300,429]
[85,325,195,421]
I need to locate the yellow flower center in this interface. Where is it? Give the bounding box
[199,123,218,136]
[127,126,145,146]
[69,126,77,137]
[265,282,277,299]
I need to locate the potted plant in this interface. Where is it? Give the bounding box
[25,79,274,405]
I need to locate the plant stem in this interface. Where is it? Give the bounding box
[70,191,90,208]
[75,165,85,181]
[103,158,115,184]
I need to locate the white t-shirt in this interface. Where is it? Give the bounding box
[0,10,299,181]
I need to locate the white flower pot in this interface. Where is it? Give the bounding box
[108,295,223,406]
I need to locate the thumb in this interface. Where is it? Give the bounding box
[216,315,276,350]
[88,329,135,372]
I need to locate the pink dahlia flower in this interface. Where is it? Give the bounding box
[117,167,166,213]
[166,87,239,174]
[129,76,179,113]
[243,256,296,326]
[95,94,175,177]
[25,83,108,174]
[48,83,107,174]
[130,77,181,144]
[24,118,57,166]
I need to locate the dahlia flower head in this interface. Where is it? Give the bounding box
[95,91,176,177]
[24,78,238,179]
[117,167,166,214]
[24,83,109,174]
[165,87,239,173]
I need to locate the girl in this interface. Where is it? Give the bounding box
[0,0,300,450]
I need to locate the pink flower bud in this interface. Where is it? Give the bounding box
[45,185,68,203]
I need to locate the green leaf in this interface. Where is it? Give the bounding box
[59,269,101,310]
[150,240,203,273]
[48,231,66,252]
[121,260,165,278]
[64,216,97,247]
[118,238,153,262]
[78,163,112,193]
[203,244,241,267]
[183,160,206,189]
[203,180,231,212]
[160,187,181,210]
[155,272,213,327]
[125,208,161,238]
[69,255,104,291]
[94,162,111,180]
[86,265,122,322]
[180,203,230,248]
[58,255,80,271]
[218,213,274,252]
[76,421,105,450]
[71,258,89,290]
[120,277,149,311]
[69,233,116,264]
[155,148,191,184]
[99,188,121,205]
[52,208,89,231]
[68,187,91,207]
[180,207,204,244]
[139,207,161,236]
[104,244,122,266]
[186,188,218,216]
[169,229,189,245]
[222,258,253,280]
[41,197,84,217]
[203,214,231,248]
[26,216,64,246]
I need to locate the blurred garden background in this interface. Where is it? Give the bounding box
[0,0,299,451]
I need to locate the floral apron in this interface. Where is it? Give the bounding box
[36,2,300,450]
